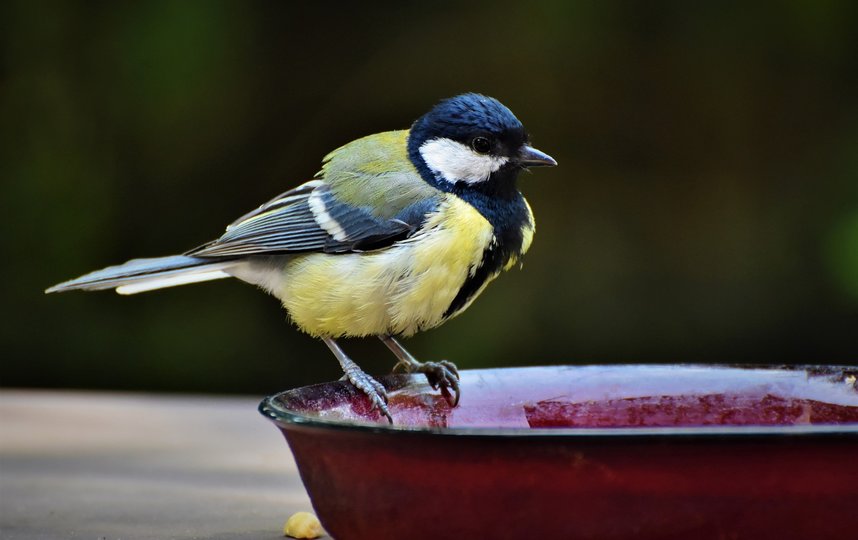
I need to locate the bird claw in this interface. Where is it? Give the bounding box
[380,336,461,408]
[345,369,392,423]
[410,360,461,407]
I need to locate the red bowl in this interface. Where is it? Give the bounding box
[260,365,858,540]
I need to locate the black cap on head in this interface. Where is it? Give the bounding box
[408,93,527,155]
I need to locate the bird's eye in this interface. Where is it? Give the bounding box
[471,136,491,154]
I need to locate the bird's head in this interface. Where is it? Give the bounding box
[407,93,556,194]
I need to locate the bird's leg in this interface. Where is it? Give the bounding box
[379,335,460,406]
[322,337,392,423]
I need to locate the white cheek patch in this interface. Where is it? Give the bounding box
[419,138,509,184]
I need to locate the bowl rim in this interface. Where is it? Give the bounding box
[259,364,858,439]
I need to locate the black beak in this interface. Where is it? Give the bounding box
[518,145,557,167]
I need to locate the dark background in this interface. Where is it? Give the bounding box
[2,1,857,395]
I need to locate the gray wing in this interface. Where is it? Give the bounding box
[187,180,434,258]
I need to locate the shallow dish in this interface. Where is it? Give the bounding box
[260,364,858,539]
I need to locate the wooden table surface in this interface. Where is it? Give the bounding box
[0,390,316,539]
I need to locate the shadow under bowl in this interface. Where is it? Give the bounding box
[260,364,858,540]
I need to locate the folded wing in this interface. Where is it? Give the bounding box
[187,180,430,258]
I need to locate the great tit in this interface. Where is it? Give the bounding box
[46,93,556,422]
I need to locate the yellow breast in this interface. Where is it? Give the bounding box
[277,194,495,338]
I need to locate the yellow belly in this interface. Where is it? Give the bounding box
[277,195,495,338]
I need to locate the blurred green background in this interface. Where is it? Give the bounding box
[2,1,857,395]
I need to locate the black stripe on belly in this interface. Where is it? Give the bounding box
[442,243,504,319]
[442,192,530,319]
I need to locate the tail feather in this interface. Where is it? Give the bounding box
[45,255,236,295]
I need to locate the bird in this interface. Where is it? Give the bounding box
[46,93,557,422]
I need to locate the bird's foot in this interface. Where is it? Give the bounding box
[380,335,461,407]
[325,337,393,424]
[398,359,461,407]
[343,366,392,423]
